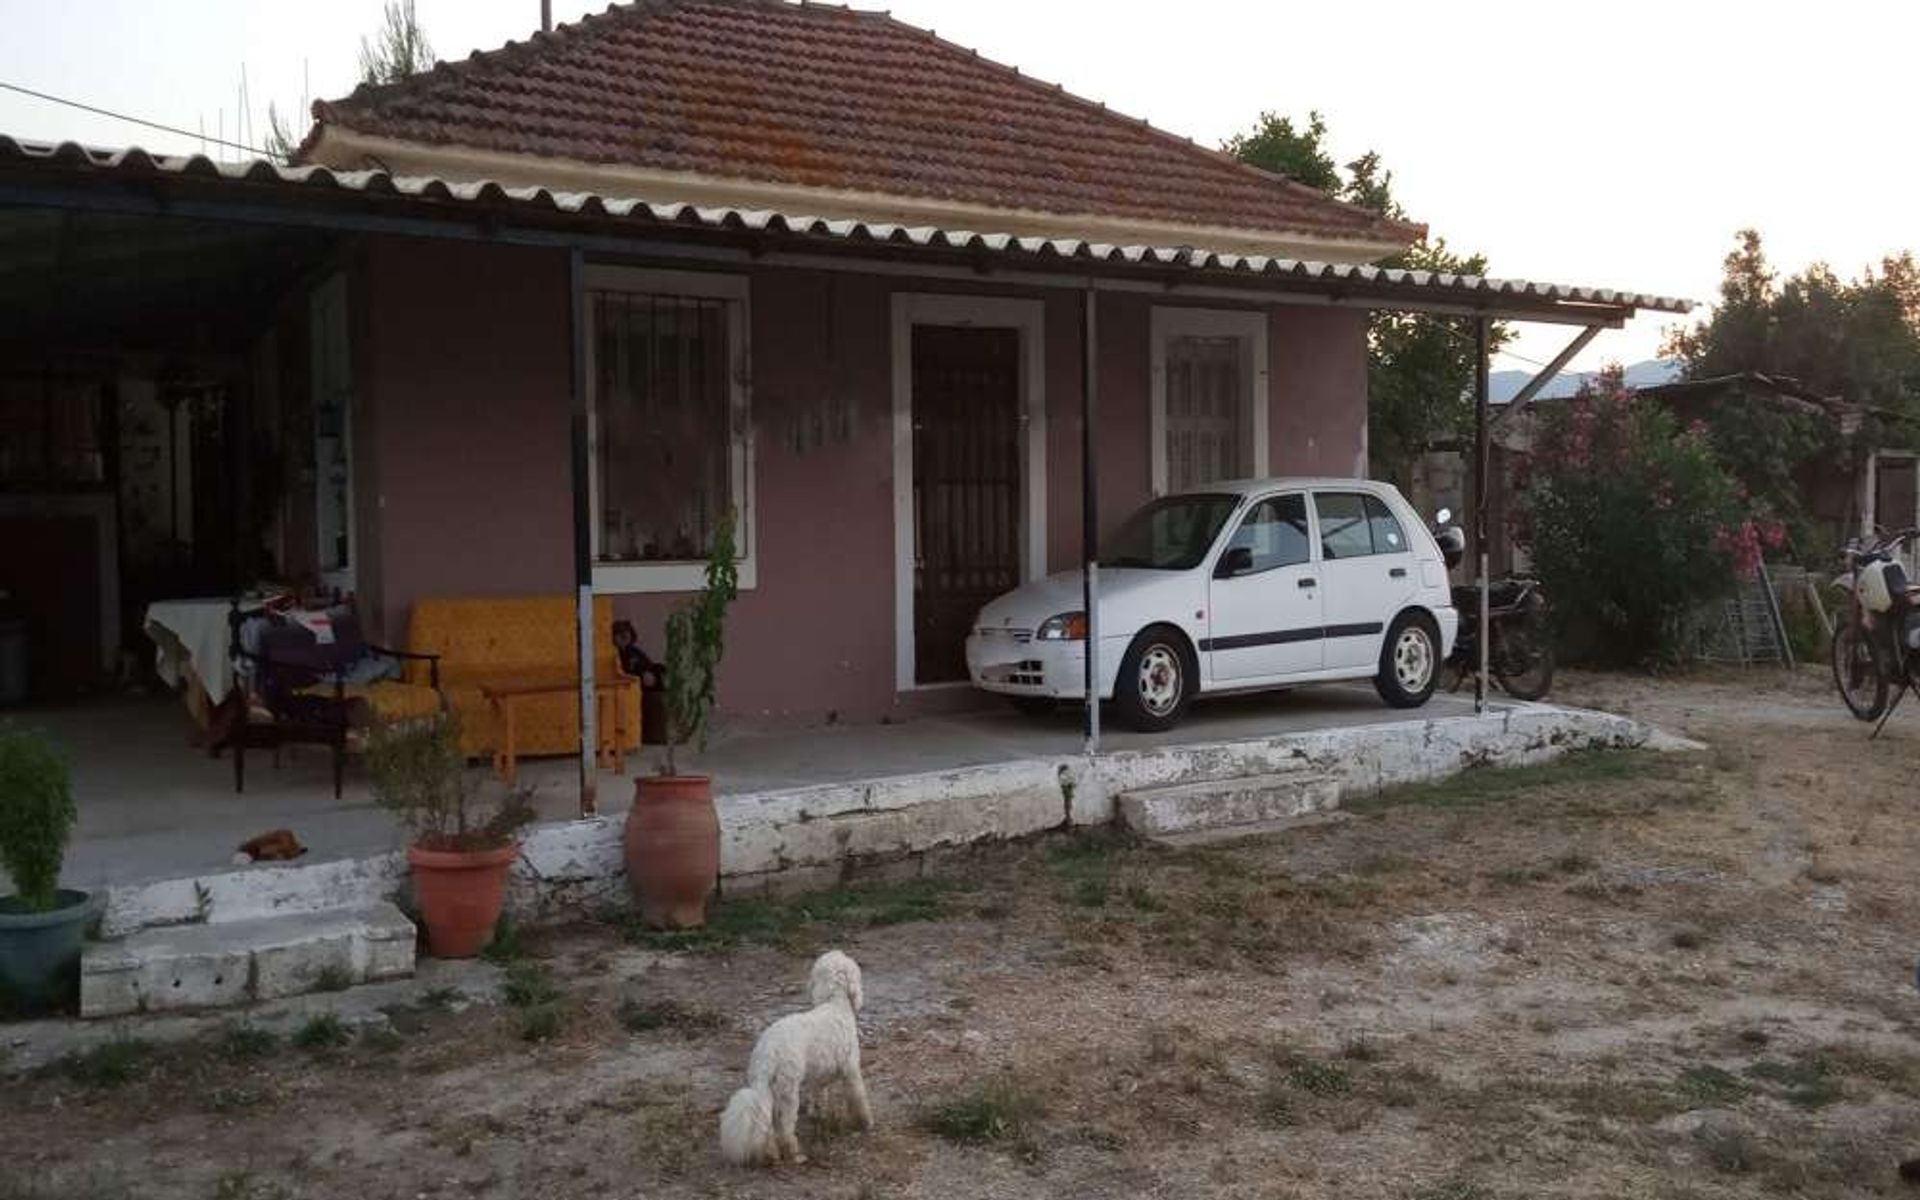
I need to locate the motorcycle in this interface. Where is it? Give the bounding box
[1432,509,1556,701]
[1830,526,1920,731]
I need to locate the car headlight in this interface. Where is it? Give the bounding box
[1035,612,1088,641]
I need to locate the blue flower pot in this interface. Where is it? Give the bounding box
[0,890,93,1012]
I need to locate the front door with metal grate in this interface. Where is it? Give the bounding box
[911,325,1023,685]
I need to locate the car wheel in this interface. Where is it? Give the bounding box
[1113,625,1194,732]
[1008,696,1058,718]
[1373,611,1440,709]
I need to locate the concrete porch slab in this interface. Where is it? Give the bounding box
[63,692,1672,940]
[32,683,1491,895]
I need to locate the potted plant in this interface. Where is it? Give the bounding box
[365,717,535,958]
[0,728,88,1011]
[625,509,738,929]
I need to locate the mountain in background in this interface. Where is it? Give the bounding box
[1489,358,1680,405]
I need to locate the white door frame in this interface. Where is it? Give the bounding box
[891,293,1048,693]
[1864,451,1920,537]
[310,273,356,596]
[1865,450,1920,575]
[1149,306,1270,497]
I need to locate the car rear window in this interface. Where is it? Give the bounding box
[1316,492,1408,559]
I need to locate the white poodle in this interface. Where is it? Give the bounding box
[718,949,874,1166]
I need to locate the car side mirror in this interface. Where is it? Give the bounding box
[1215,546,1254,578]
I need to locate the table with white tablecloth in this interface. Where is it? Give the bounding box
[144,598,235,727]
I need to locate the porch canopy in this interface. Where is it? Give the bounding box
[0,137,1690,802]
[0,138,1687,327]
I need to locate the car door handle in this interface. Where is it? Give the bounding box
[1298,577,1317,589]
[1390,567,1408,579]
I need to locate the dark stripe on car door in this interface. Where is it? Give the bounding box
[1198,622,1385,652]
[1323,622,1386,639]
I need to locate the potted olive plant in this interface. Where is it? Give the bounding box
[365,718,535,958]
[624,509,738,928]
[0,728,89,1010]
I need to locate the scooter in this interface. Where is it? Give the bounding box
[1433,510,1555,702]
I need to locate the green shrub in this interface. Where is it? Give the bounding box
[1287,1059,1352,1096]
[660,508,739,776]
[54,1037,153,1087]
[517,1003,564,1043]
[292,1013,348,1050]
[363,718,533,852]
[480,916,527,964]
[1778,591,1829,663]
[1517,370,1771,665]
[920,1076,1045,1159]
[0,729,75,912]
[502,961,560,1009]
[218,1023,277,1062]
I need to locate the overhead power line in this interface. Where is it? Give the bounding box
[0,79,273,159]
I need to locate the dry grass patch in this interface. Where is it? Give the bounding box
[919,1075,1047,1162]
[617,996,725,1038]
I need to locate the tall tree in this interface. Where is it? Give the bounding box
[1222,111,1342,194]
[1225,111,1507,487]
[358,0,436,87]
[1663,230,1920,555]
[260,1,434,164]
[1665,229,1920,413]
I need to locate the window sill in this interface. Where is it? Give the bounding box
[591,557,758,595]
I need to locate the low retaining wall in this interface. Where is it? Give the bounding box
[99,704,1665,938]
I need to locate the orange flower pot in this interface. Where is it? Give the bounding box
[406,842,520,958]
[624,775,720,929]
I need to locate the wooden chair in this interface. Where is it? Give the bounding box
[229,604,443,799]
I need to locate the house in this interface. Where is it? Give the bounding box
[0,0,1687,744]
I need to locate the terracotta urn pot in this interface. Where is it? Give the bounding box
[406,842,520,958]
[624,775,720,928]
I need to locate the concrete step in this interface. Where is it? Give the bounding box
[81,902,416,1018]
[1147,810,1352,848]
[1117,768,1340,838]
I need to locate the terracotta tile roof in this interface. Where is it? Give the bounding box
[308,0,1421,251]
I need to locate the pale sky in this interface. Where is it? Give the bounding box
[2,0,1914,374]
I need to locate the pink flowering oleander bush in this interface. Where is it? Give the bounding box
[1516,368,1773,666]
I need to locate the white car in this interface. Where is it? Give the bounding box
[965,478,1459,731]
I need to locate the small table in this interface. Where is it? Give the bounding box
[482,676,639,786]
[145,597,240,729]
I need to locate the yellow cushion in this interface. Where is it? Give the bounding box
[403,595,640,758]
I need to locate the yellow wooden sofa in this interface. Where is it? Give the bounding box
[402,595,642,760]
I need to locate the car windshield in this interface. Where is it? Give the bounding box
[1099,493,1240,571]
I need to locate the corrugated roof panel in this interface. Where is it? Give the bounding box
[0,137,1693,315]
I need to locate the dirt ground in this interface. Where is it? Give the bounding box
[8,668,1920,1200]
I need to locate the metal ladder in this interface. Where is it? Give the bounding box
[1698,556,1794,667]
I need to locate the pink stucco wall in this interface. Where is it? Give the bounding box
[356,237,574,639]
[358,238,1369,726]
[610,268,900,723]
[1271,306,1370,478]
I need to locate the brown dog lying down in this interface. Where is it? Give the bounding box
[233,829,307,865]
